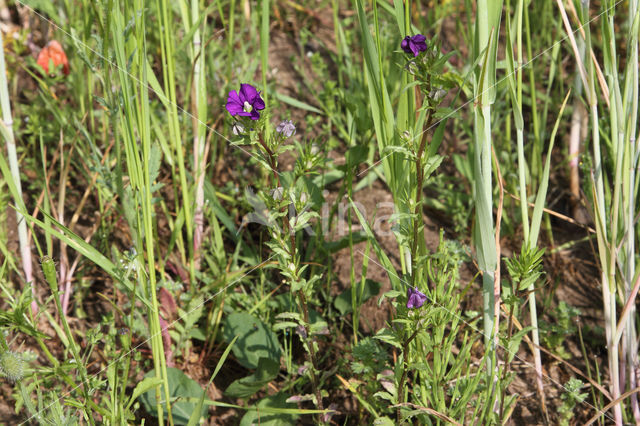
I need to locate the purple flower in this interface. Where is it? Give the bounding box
[406,287,427,309]
[226,83,265,120]
[401,34,427,57]
[276,119,296,138]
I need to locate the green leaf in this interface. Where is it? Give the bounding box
[240,393,300,426]
[189,327,206,341]
[345,144,369,168]
[506,326,534,364]
[225,357,280,398]
[374,328,402,349]
[222,312,282,369]
[148,143,162,185]
[140,368,208,425]
[126,377,163,411]
[274,92,323,114]
[529,91,571,247]
[334,279,382,315]
[273,321,299,332]
[373,416,396,426]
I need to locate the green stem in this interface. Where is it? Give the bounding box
[0,28,35,313]
[397,327,420,422]
[42,256,95,426]
[410,110,433,288]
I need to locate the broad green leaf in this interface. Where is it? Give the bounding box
[126,377,163,411]
[239,393,299,426]
[225,357,280,398]
[140,368,207,425]
[222,312,281,369]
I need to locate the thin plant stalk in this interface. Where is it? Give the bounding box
[158,0,195,284]
[41,256,95,425]
[0,29,36,314]
[111,2,174,423]
[354,0,412,279]
[604,0,640,420]
[190,0,208,272]
[260,0,270,139]
[472,0,502,360]
[618,0,639,419]
[505,0,545,412]
[564,0,639,421]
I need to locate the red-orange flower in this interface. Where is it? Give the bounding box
[37,40,69,76]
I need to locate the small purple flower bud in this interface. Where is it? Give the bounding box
[276,119,296,137]
[406,286,428,309]
[401,34,428,57]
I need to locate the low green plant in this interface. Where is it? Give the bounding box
[370,233,494,424]
[558,378,588,426]
[538,301,581,360]
[225,81,332,419]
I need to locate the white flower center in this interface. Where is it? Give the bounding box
[243,101,253,113]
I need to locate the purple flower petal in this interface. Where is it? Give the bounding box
[413,34,426,43]
[253,96,265,111]
[226,90,244,115]
[401,34,428,57]
[227,83,266,119]
[240,83,259,104]
[276,120,296,137]
[401,36,411,54]
[409,41,420,57]
[413,41,427,53]
[406,287,427,309]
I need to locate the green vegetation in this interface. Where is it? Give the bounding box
[0,0,638,424]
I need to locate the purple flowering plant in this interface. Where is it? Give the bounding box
[225,82,328,414]
[399,34,458,113]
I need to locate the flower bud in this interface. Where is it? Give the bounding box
[0,351,24,383]
[232,122,245,135]
[276,120,296,138]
